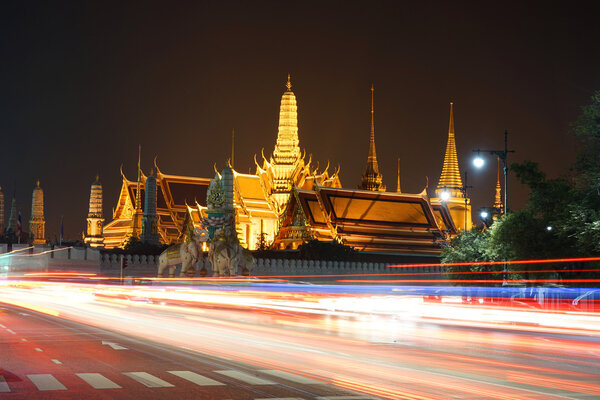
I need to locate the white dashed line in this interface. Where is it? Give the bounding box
[215,370,276,385]
[0,324,5,328]
[21,338,27,342]
[168,371,225,386]
[51,359,62,365]
[5,329,15,334]
[77,373,122,389]
[260,369,325,384]
[123,372,174,387]
[316,397,377,400]
[0,376,10,393]
[27,374,67,391]
[35,348,43,352]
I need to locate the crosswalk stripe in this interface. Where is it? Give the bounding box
[51,359,62,364]
[260,370,325,384]
[0,376,10,393]
[255,398,305,400]
[215,370,277,385]
[123,372,174,388]
[316,397,376,400]
[27,374,67,391]
[77,373,122,389]
[167,371,225,386]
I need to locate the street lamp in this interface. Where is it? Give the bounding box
[473,130,515,216]
[480,210,489,219]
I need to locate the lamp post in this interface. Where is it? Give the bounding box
[440,170,472,232]
[472,130,515,216]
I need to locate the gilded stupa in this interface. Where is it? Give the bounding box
[30,180,46,245]
[360,85,385,191]
[257,74,341,213]
[493,157,503,219]
[433,102,472,231]
[84,175,105,248]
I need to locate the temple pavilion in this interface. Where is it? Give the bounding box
[96,76,469,254]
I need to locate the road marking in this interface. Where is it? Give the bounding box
[0,376,9,393]
[255,398,305,400]
[51,359,63,365]
[6,329,15,334]
[27,374,67,391]
[260,370,325,384]
[0,324,5,328]
[77,373,122,389]
[21,338,27,342]
[168,371,225,386]
[101,340,128,350]
[123,372,174,388]
[35,348,43,352]
[215,370,276,385]
[316,397,376,400]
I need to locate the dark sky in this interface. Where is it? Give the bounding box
[2,1,600,240]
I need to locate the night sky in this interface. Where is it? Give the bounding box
[2,1,599,240]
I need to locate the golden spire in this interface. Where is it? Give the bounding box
[436,102,463,197]
[135,144,142,212]
[286,73,292,91]
[360,85,385,191]
[493,156,503,217]
[396,157,401,193]
[231,128,235,169]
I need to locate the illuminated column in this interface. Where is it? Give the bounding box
[30,180,46,245]
[140,171,159,245]
[0,186,4,234]
[84,176,105,248]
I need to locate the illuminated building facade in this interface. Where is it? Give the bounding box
[30,180,46,245]
[433,102,472,231]
[84,176,105,248]
[273,185,456,252]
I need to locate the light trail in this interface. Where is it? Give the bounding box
[0,279,599,399]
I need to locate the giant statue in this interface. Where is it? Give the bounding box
[208,221,255,277]
[157,227,209,277]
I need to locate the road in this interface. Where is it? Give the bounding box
[1,279,600,399]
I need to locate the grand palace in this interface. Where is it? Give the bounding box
[84,75,472,256]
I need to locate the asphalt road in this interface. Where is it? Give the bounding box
[1,281,600,399]
[0,303,371,399]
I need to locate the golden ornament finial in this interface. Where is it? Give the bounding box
[286,73,292,91]
[36,179,40,187]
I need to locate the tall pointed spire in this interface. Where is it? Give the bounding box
[396,158,401,193]
[267,74,304,212]
[360,85,385,191]
[131,145,144,238]
[436,102,463,197]
[493,156,503,218]
[231,128,235,169]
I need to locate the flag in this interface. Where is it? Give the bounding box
[17,212,22,243]
[60,215,64,245]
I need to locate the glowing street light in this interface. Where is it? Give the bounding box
[473,152,485,168]
[472,130,515,217]
[480,211,489,219]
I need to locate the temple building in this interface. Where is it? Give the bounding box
[272,185,456,252]
[30,181,46,245]
[432,102,472,231]
[0,186,4,234]
[84,176,105,248]
[256,75,341,213]
[98,77,466,254]
[360,85,385,191]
